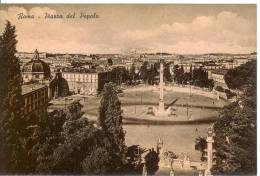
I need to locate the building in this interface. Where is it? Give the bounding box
[210,69,228,89]
[22,49,51,83]
[221,61,235,69]
[21,83,49,119]
[21,49,69,99]
[62,69,113,95]
[16,51,47,59]
[203,63,222,70]
[49,71,70,98]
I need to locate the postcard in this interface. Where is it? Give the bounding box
[0,4,257,175]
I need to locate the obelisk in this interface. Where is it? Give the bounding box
[158,59,165,112]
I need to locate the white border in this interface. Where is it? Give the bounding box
[0,1,259,175]
[0,0,259,4]
[257,4,259,176]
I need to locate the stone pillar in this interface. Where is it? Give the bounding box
[142,163,147,176]
[158,138,167,168]
[205,126,214,176]
[158,59,164,112]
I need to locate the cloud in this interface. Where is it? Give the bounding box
[0,6,256,54]
[120,11,256,54]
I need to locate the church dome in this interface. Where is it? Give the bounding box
[22,49,50,78]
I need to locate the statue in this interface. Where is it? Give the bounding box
[170,169,175,176]
[157,137,163,153]
[207,125,214,137]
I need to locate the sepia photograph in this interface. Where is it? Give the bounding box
[0,4,257,175]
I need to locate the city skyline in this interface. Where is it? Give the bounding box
[0,4,256,54]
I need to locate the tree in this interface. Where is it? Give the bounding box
[191,67,213,89]
[0,21,27,173]
[173,64,185,84]
[107,58,113,66]
[124,145,145,174]
[195,136,207,162]
[207,79,215,90]
[81,147,113,174]
[144,149,159,175]
[164,63,172,82]
[26,110,66,174]
[111,67,129,85]
[182,72,191,85]
[98,82,126,171]
[212,61,256,175]
[190,64,193,80]
[173,65,179,83]
[148,64,157,85]
[140,61,149,84]
[224,60,256,90]
[26,101,117,174]
[129,64,136,84]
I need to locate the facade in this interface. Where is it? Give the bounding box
[203,63,222,70]
[210,69,228,89]
[49,71,70,98]
[62,70,113,95]
[21,83,49,119]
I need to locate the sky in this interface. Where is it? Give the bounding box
[0,4,257,54]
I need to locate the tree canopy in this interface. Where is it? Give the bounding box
[224,60,256,90]
[0,21,27,174]
[212,60,256,175]
[98,82,126,171]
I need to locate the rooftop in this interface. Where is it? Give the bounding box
[62,67,110,74]
[22,83,47,95]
